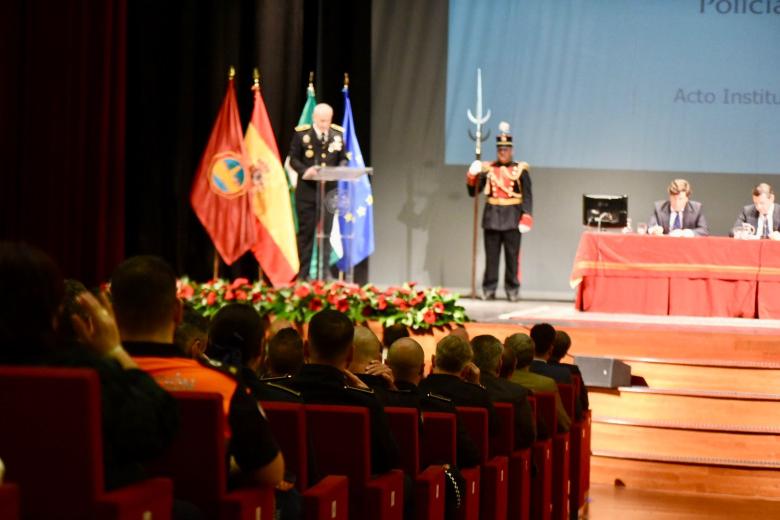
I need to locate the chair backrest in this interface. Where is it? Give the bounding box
[0,366,105,519]
[385,407,420,476]
[557,383,575,420]
[491,402,515,457]
[305,404,371,487]
[420,412,457,468]
[533,392,558,439]
[261,401,309,490]
[148,392,226,513]
[456,406,489,465]
[571,374,582,404]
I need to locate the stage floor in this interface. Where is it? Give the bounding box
[460,297,780,333]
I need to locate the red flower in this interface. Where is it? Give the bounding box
[314,284,326,296]
[206,292,217,305]
[252,291,264,303]
[295,285,311,298]
[362,305,373,316]
[411,292,425,306]
[235,289,248,301]
[336,298,350,312]
[230,277,249,289]
[308,298,323,311]
[408,281,418,288]
[399,288,412,296]
[423,309,437,324]
[327,293,339,305]
[224,289,235,301]
[377,295,387,310]
[433,302,445,313]
[178,284,195,299]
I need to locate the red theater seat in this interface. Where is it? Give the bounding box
[492,402,531,520]
[385,407,446,520]
[0,367,173,520]
[456,406,509,520]
[148,392,274,519]
[0,483,20,519]
[530,394,554,520]
[304,404,405,520]
[551,386,573,520]
[260,401,349,520]
[420,412,481,520]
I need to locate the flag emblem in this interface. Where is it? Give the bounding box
[209,152,247,198]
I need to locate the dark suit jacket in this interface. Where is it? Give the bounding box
[530,359,582,420]
[733,203,780,235]
[419,373,499,438]
[648,200,708,236]
[548,361,589,413]
[480,373,535,449]
[286,364,400,476]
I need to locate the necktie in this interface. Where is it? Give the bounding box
[672,212,681,230]
[763,216,770,238]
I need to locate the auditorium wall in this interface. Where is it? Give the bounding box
[370,0,772,300]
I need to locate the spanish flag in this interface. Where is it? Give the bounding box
[246,72,299,285]
[190,70,256,265]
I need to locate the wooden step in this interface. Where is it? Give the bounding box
[589,390,780,432]
[622,360,780,393]
[591,455,780,498]
[591,422,780,467]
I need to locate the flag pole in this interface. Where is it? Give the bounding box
[252,67,265,284]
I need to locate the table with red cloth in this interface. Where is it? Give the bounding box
[570,232,780,318]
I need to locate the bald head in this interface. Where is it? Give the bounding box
[313,103,333,134]
[348,325,382,373]
[387,338,425,384]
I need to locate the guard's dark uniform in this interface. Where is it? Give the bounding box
[284,363,401,477]
[250,372,303,403]
[419,373,500,438]
[467,128,532,300]
[480,373,536,449]
[288,123,348,280]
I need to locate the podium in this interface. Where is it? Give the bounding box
[307,166,373,283]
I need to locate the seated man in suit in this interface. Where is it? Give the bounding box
[419,334,499,436]
[530,323,581,421]
[648,179,708,237]
[549,330,589,414]
[505,333,570,435]
[733,183,780,240]
[471,335,536,449]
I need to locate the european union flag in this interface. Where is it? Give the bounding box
[337,85,374,271]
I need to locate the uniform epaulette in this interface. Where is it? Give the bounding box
[264,382,301,397]
[198,356,240,378]
[295,124,311,132]
[345,385,375,395]
[465,381,487,390]
[426,392,453,403]
[329,123,344,132]
[516,160,530,171]
[260,375,294,383]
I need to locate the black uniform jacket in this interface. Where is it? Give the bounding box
[288,124,348,201]
[418,373,499,438]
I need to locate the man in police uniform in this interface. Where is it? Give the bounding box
[467,122,533,302]
[288,103,348,280]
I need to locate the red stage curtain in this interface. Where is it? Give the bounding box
[0,0,126,286]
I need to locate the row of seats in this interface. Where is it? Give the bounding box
[0,367,590,520]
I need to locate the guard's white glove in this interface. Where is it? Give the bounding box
[468,160,483,176]
[518,214,533,234]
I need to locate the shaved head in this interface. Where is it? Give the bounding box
[349,325,382,372]
[387,338,425,383]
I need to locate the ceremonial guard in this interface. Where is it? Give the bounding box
[466,122,533,301]
[288,103,348,280]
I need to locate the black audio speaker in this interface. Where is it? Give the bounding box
[573,356,631,388]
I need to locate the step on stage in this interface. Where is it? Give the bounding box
[455,298,780,514]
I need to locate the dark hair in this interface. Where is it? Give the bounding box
[499,346,517,379]
[307,309,354,361]
[470,335,503,374]
[267,327,304,376]
[753,183,774,197]
[0,242,64,358]
[435,335,472,373]
[56,279,90,346]
[530,323,556,357]
[382,323,409,347]
[206,303,264,367]
[174,302,210,357]
[550,330,572,362]
[111,255,178,335]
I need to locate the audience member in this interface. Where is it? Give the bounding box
[111,255,284,487]
[419,334,499,436]
[530,323,581,420]
[348,325,397,398]
[263,327,304,378]
[471,335,536,449]
[505,333,570,435]
[498,345,517,380]
[174,302,209,359]
[382,323,410,350]
[550,330,589,412]
[284,309,401,476]
[0,243,178,491]
[386,338,480,468]
[448,325,470,343]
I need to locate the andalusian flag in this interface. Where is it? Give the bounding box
[190,69,256,265]
[246,72,299,285]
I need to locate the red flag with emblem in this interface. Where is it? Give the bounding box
[190,73,256,265]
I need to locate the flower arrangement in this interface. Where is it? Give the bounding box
[177,278,469,330]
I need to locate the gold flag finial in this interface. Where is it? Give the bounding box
[308,71,314,85]
[228,66,236,80]
[253,68,260,87]
[344,73,349,88]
